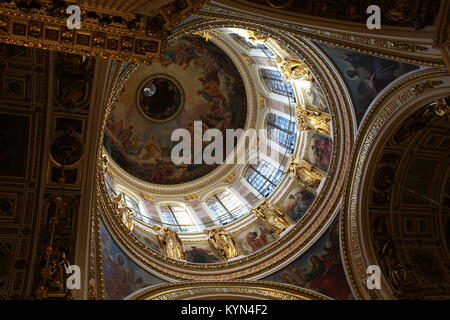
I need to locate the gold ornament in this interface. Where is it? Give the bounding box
[151,225,185,260]
[276,56,314,81]
[295,105,331,135]
[247,30,268,44]
[207,226,240,259]
[286,157,323,189]
[110,193,134,231]
[253,200,291,235]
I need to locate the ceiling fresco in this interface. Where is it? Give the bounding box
[315,42,420,124]
[104,35,247,185]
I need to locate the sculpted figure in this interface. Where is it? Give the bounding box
[110,193,134,231]
[207,226,240,259]
[253,200,291,235]
[276,56,313,81]
[286,157,323,189]
[295,106,331,135]
[426,98,450,118]
[151,225,185,260]
[247,30,268,44]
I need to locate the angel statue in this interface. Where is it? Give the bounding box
[276,56,314,82]
[286,157,323,189]
[151,225,185,260]
[207,226,240,259]
[253,200,291,235]
[110,193,134,231]
[295,105,331,135]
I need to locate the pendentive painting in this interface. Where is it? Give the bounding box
[235,223,277,255]
[103,35,247,185]
[183,242,222,264]
[278,184,316,222]
[100,220,165,300]
[315,42,419,124]
[263,218,353,300]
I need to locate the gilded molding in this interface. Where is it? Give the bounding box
[194,6,444,68]
[0,1,209,64]
[129,280,331,300]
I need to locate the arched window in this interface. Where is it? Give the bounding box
[159,204,199,233]
[267,113,297,153]
[244,160,284,197]
[261,69,296,100]
[206,190,249,225]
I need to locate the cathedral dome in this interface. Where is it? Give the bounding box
[103,35,248,185]
[97,24,353,279]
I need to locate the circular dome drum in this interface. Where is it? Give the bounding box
[97,23,354,281]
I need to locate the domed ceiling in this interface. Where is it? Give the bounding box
[103,35,247,185]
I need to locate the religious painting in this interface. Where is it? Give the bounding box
[100,220,165,300]
[300,81,329,113]
[183,242,221,264]
[305,133,332,172]
[315,42,419,124]
[0,114,29,177]
[277,184,316,222]
[235,224,277,255]
[103,35,247,185]
[131,226,160,253]
[264,219,353,300]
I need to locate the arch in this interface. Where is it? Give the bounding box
[126,281,331,300]
[156,202,202,233]
[342,69,450,300]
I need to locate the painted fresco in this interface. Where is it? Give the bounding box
[131,226,160,253]
[264,219,353,300]
[300,81,329,113]
[183,242,222,263]
[278,185,316,222]
[100,220,165,300]
[315,42,419,124]
[305,133,333,172]
[235,224,277,255]
[0,114,29,177]
[104,35,247,185]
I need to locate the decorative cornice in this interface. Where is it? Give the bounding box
[194,4,445,68]
[0,0,209,63]
[128,280,331,300]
